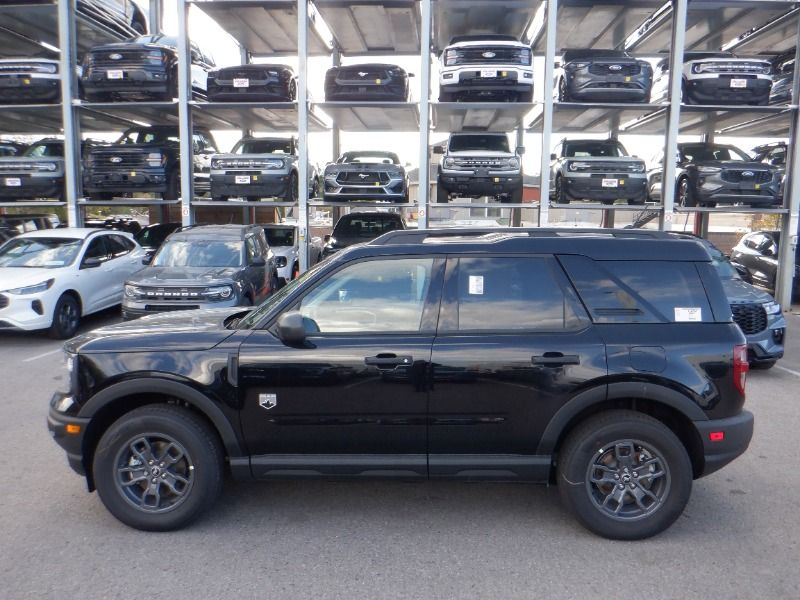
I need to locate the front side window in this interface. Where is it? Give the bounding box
[83,237,110,263]
[449,257,580,332]
[152,240,243,268]
[298,258,435,333]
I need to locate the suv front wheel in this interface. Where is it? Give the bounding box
[557,410,692,540]
[93,405,224,531]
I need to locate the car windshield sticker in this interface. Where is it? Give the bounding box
[674,307,702,322]
[468,275,484,295]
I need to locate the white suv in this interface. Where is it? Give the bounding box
[439,35,533,102]
[0,229,144,338]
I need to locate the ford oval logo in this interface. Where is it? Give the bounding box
[482,51,496,58]
[109,53,123,60]
[742,170,754,177]
[609,64,623,71]
[109,156,122,163]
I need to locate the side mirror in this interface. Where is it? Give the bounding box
[550,153,557,161]
[276,311,307,346]
[408,72,415,77]
[324,234,331,243]
[432,145,445,155]
[250,256,266,267]
[82,257,102,269]
[516,146,525,156]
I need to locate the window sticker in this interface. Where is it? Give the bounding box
[468,275,484,295]
[674,307,702,322]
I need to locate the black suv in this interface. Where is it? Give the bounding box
[121,224,278,320]
[556,49,652,103]
[83,125,218,200]
[49,228,753,539]
[647,142,782,208]
[322,211,406,257]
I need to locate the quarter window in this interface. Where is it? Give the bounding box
[298,258,435,333]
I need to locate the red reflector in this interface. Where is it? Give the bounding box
[709,431,725,442]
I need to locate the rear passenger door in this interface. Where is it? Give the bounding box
[428,255,607,479]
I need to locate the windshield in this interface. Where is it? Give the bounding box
[265,228,294,247]
[680,144,751,162]
[23,143,63,158]
[563,141,626,157]
[238,260,327,329]
[135,224,176,248]
[334,216,402,239]
[119,128,179,145]
[0,237,81,268]
[449,135,510,153]
[237,140,292,154]
[341,152,400,164]
[562,49,628,62]
[152,240,243,268]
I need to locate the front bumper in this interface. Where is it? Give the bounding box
[210,173,290,199]
[744,315,785,364]
[324,177,407,201]
[82,65,171,97]
[208,80,292,102]
[0,75,60,103]
[685,76,772,105]
[0,290,54,331]
[695,410,754,477]
[48,398,90,476]
[84,168,168,194]
[438,173,522,197]
[564,70,651,102]
[563,173,647,201]
[122,295,242,320]
[0,174,62,199]
[440,66,533,97]
[695,177,781,206]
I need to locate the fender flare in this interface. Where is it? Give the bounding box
[80,377,246,458]
[536,381,707,455]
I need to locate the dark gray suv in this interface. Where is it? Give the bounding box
[121,225,278,319]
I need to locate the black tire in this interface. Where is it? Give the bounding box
[436,183,449,203]
[557,410,692,540]
[93,405,223,532]
[282,172,299,202]
[681,80,694,105]
[212,195,229,202]
[164,171,179,201]
[558,78,569,102]
[554,174,569,204]
[751,360,776,370]
[677,177,696,207]
[48,293,80,339]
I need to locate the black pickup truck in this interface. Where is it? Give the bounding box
[82,126,218,200]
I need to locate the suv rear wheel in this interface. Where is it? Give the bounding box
[93,405,223,531]
[557,410,692,540]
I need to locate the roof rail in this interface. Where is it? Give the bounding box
[371,227,675,246]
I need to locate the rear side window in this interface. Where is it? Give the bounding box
[560,256,712,323]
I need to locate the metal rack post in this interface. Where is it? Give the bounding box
[537,0,558,227]
[417,0,433,229]
[298,0,310,271]
[57,0,81,227]
[177,0,193,227]
[149,0,162,33]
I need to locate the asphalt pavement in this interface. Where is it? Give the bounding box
[0,308,799,599]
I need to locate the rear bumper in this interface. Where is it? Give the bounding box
[84,169,168,193]
[695,410,754,477]
[564,71,651,102]
[207,82,292,102]
[82,66,171,96]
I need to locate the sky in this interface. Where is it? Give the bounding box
[153,1,785,176]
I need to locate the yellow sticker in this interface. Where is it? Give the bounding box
[253,175,258,181]
[755,184,760,190]
[23,78,30,85]
[625,76,631,82]
[375,79,381,84]
[374,182,380,186]
[494,177,500,183]
[129,171,136,176]
[501,71,507,77]
[620,180,625,185]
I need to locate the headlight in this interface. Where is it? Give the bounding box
[566,62,589,70]
[5,279,54,295]
[444,49,459,66]
[211,159,221,169]
[568,161,591,171]
[263,158,284,170]
[697,166,721,174]
[444,157,455,167]
[39,63,58,74]
[325,170,340,179]
[763,301,781,315]
[146,49,166,63]
[124,284,140,298]
[629,162,646,172]
[146,152,164,167]
[507,157,520,169]
[205,285,233,299]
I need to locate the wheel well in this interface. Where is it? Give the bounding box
[81,393,227,491]
[552,398,704,480]
[61,290,83,315]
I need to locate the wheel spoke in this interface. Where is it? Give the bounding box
[158,442,184,466]
[613,442,635,468]
[161,472,190,496]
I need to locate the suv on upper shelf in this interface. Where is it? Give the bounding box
[439,35,533,102]
[210,136,317,203]
[83,125,218,201]
[121,224,278,320]
[555,49,652,103]
[323,151,409,203]
[207,64,297,102]
[0,141,28,157]
[49,228,754,539]
[324,63,411,101]
[650,52,772,106]
[81,35,214,102]
[646,142,782,208]
[549,138,647,205]
[0,58,62,104]
[435,132,524,203]
[322,211,406,257]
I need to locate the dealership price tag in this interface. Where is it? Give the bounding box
[5,177,21,186]
[601,178,619,188]
[674,307,702,322]
[235,175,251,184]
[107,69,123,80]
[468,275,484,295]
[233,78,249,88]
[730,79,747,88]
[480,69,497,78]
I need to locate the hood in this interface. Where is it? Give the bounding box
[91,40,177,53]
[447,149,515,158]
[722,277,775,305]
[130,266,241,286]
[0,267,64,292]
[65,307,248,354]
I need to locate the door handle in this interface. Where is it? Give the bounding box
[365,354,413,369]
[532,353,580,366]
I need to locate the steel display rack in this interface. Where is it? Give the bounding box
[0,0,798,304]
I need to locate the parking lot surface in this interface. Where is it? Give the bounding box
[1,309,799,599]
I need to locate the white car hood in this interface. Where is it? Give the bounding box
[271,245,296,258]
[0,267,63,292]
[447,40,527,50]
[448,150,515,158]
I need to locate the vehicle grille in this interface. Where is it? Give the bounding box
[87,150,148,170]
[89,49,150,68]
[138,287,207,301]
[731,303,767,335]
[721,170,772,183]
[447,46,530,66]
[144,304,201,312]
[452,158,509,168]
[0,294,8,309]
[336,67,391,81]
[697,62,769,74]
[336,172,390,184]
[588,63,641,76]
[574,161,642,172]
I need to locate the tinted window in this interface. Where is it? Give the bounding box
[333,216,402,239]
[451,257,579,331]
[83,237,110,262]
[298,258,434,333]
[449,135,510,153]
[341,152,400,164]
[680,144,750,162]
[135,224,177,248]
[563,141,626,158]
[153,240,243,268]
[107,235,132,257]
[238,139,292,154]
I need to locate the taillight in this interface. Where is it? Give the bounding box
[733,344,748,396]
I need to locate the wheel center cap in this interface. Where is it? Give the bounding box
[151,467,161,476]
[621,473,631,483]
